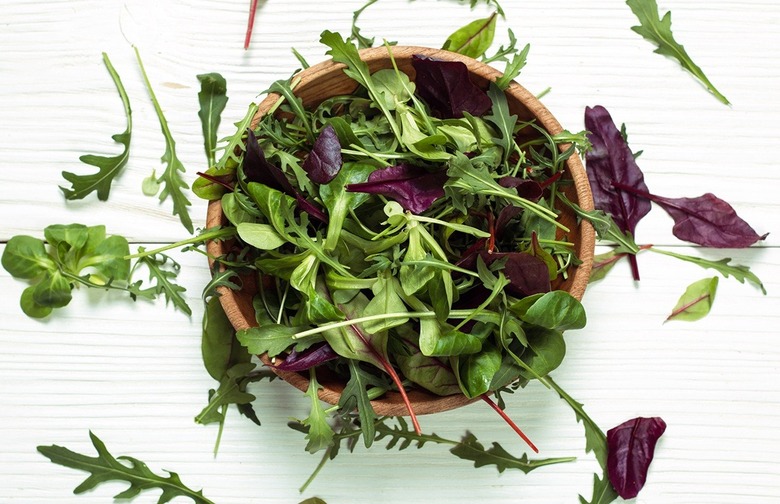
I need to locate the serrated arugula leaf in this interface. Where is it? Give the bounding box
[547,377,608,469]
[134,47,194,233]
[195,362,257,425]
[579,472,620,504]
[197,73,228,167]
[338,360,380,448]
[133,249,192,316]
[626,0,729,104]
[37,431,216,504]
[650,247,766,294]
[451,431,575,474]
[301,369,335,453]
[61,53,132,201]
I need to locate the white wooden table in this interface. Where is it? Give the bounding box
[1,1,778,502]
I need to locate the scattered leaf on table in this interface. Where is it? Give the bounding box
[626,0,729,104]
[666,276,718,322]
[37,431,216,504]
[61,53,132,201]
[607,416,667,499]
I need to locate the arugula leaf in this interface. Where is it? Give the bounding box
[547,377,608,469]
[494,42,529,90]
[626,0,729,104]
[195,362,257,425]
[338,360,380,448]
[579,472,620,504]
[133,248,192,316]
[301,369,336,453]
[451,431,575,474]
[196,73,228,167]
[61,53,132,201]
[37,431,216,504]
[649,247,766,294]
[134,47,194,233]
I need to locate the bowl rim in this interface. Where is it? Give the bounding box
[206,45,595,416]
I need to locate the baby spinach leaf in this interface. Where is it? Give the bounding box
[135,47,193,234]
[202,296,250,381]
[518,291,587,332]
[606,416,666,499]
[320,161,374,250]
[451,431,575,474]
[666,276,718,322]
[455,343,502,398]
[302,125,342,184]
[518,328,566,379]
[37,431,216,504]
[442,13,498,58]
[61,53,132,201]
[411,55,491,119]
[196,73,228,167]
[237,222,287,250]
[626,0,729,104]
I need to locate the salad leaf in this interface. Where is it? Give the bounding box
[606,416,666,499]
[649,247,766,294]
[61,53,132,201]
[346,163,447,214]
[451,431,575,474]
[411,55,492,119]
[666,276,718,322]
[275,343,340,372]
[134,47,194,234]
[133,249,192,316]
[196,73,228,167]
[442,13,498,58]
[585,105,651,280]
[579,472,620,504]
[626,0,729,104]
[301,369,336,453]
[612,182,767,248]
[302,125,343,184]
[37,431,215,504]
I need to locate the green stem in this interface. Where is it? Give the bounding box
[124,227,236,260]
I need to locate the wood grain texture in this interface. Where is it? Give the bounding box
[1,0,778,503]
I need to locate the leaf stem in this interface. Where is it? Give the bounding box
[480,394,538,453]
[124,227,236,260]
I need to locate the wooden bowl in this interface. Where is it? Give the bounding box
[206,46,595,416]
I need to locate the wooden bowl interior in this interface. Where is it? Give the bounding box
[206,46,595,416]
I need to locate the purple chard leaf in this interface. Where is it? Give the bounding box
[346,163,448,214]
[411,55,492,119]
[302,124,342,184]
[244,129,328,223]
[585,105,652,280]
[607,416,666,499]
[612,182,768,248]
[480,251,551,298]
[273,342,339,372]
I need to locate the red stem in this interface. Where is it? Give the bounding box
[348,322,421,435]
[244,0,259,50]
[538,170,563,190]
[487,212,496,253]
[480,394,538,453]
